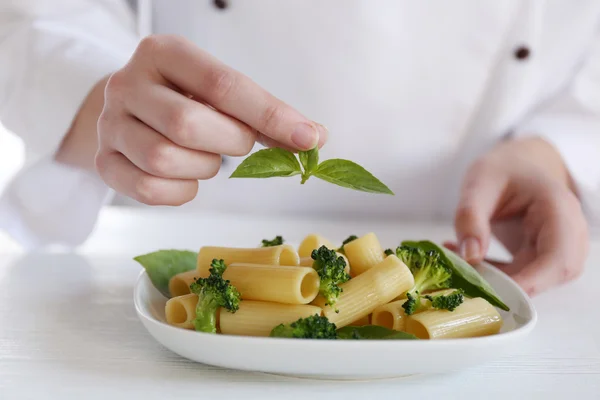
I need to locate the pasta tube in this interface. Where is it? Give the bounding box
[298,234,335,257]
[165,293,199,329]
[343,232,385,276]
[197,244,299,276]
[348,314,371,326]
[405,297,503,339]
[219,300,322,337]
[312,255,414,328]
[372,289,457,331]
[169,270,200,297]
[224,264,320,304]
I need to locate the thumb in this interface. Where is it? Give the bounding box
[454,161,508,264]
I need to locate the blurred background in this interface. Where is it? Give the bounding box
[0,123,23,250]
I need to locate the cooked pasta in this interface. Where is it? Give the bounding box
[197,244,299,276]
[169,270,200,297]
[348,314,371,326]
[141,231,507,341]
[343,232,385,276]
[312,255,414,327]
[165,293,199,329]
[371,289,456,331]
[224,264,320,304]
[405,297,503,339]
[219,300,323,337]
[297,234,335,258]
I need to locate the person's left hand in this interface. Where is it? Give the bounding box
[449,137,589,297]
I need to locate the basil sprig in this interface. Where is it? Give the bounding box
[230,146,394,195]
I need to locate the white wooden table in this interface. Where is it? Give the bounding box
[1,208,599,399]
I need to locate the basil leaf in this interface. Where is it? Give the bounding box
[230,148,301,178]
[133,250,198,298]
[401,240,510,311]
[314,159,394,195]
[337,325,418,340]
[299,146,319,175]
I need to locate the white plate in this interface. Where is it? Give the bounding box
[134,262,537,380]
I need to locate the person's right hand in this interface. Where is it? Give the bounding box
[95,34,327,205]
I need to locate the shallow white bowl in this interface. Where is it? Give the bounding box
[134,262,536,380]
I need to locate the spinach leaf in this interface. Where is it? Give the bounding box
[229,148,302,178]
[133,250,198,298]
[314,159,394,195]
[401,240,510,311]
[337,325,419,340]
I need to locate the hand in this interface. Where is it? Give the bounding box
[95,35,327,205]
[451,137,589,296]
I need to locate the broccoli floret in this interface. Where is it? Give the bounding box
[337,235,358,254]
[394,245,452,315]
[384,248,394,256]
[401,291,420,315]
[311,245,351,310]
[424,289,464,312]
[261,235,284,247]
[270,314,338,339]
[208,258,227,276]
[189,259,241,333]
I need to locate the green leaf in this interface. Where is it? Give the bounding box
[314,159,394,195]
[229,148,301,178]
[133,250,198,298]
[401,240,510,311]
[337,325,419,340]
[299,146,319,175]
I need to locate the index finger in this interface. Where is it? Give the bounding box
[143,35,324,150]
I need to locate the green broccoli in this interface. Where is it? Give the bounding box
[311,245,351,310]
[270,314,338,339]
[392,245,452,315]
[402,291,420,315]
[189,259,241,333]
[261,235,284,247]
[208,258,227,276]
[337,235,358,254]
[384,248,394,256]
[424,289,465,312]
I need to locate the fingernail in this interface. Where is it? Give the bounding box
[292,123,318,150]
[316,124,328,146]
[460,237,480,262]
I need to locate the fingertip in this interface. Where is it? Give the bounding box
[291,122,319,150]
[459,237,484,264]
[317,123,328,148]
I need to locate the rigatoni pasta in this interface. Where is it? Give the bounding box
[219,300,322,337]
[147,232,507,341]
[312,254,414,327]
[298,234,335,258]
[169,270,200,297]
[197,244,299,276]
[343,232,385,276]
[372,289,456,331]
[165,293,199,329]
[405,297,503,339]
[224,264,320,304]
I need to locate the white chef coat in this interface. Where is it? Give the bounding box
[1,0,599,249]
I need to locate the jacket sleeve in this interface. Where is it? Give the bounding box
[514,25,600,231]
[0,0,139,249]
